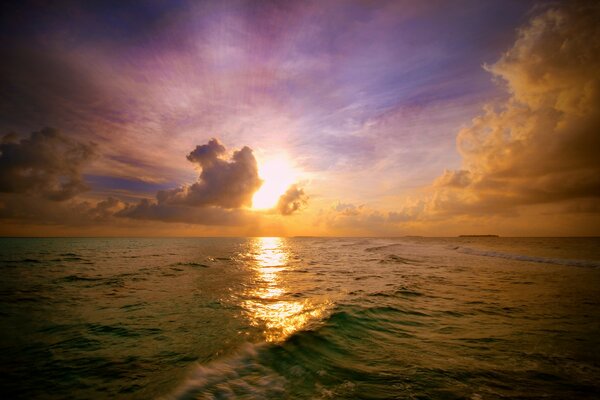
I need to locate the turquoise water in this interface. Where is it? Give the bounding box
[0,237,599,399]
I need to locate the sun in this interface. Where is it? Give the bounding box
[252,156,297,209]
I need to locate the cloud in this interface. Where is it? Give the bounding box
[319,2,600,235]
[0,194,126,226]
[333,202,364,216]
[387,200,426,223]
[425,2,600,216]
[88,197,127,221]
[0,127,96,201]
[433,169,471,188]
[155,139,262,209]
[0,135,277,229]
[118,138,263,225]
[117,199,254,226]
[323,199,428,233]
[319,201,393,234]
[276,184,308,215]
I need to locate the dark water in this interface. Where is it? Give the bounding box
[0,237,599,399]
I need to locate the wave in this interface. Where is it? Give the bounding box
[165,344,287,400]
[56,275,103,283]
[454,246,600,268]
[166,305,422,399]
[172,262,212,268]
[364,243,403,252]
[1,258,43,264]
[378,254,419,264]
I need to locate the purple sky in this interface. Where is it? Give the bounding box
[2,0,599,236]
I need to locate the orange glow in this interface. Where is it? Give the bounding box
[252,157,297,209]
[242,237,325,341]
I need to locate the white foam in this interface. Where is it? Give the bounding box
[164,343,287,400]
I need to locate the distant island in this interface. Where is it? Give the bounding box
[458,235,499,237]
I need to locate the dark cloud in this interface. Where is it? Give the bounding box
[276,184,308,215]
[0,194,125,226]
[155,139,262,209]
[117,199,254,226]
[0,136,268,228]
[88,197,127,221]
[117,138,263,225]
[0,127,96,201]
[186,138,226,166]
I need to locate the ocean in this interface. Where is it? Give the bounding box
[0,237,599,399]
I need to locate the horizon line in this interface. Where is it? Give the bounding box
[1,235,599,239]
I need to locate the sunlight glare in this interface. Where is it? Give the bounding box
[242,237,327,342]
[252,156,297,209]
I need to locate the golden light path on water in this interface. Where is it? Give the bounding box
[243,237,326,342]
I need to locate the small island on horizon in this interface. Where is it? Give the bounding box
[0,1,599,399]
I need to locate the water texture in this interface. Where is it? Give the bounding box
[0,237,599,399]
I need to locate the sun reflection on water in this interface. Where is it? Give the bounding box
[243,237,325,342]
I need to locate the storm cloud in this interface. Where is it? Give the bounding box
[0,127,96,201]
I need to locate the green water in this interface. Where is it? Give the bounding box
[0,237,599,399]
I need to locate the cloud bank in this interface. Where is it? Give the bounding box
[0,127,96,201]
[0,132,307,231]
[432,2,600,214]
[1,2,597,236]
[319,2,600,235]
[382,2,600,225]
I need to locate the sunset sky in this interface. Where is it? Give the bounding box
[1,0,598,236]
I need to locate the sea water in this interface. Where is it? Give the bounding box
[0,237,598,399]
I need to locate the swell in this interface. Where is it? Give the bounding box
[167,300,600,399]
[167,304,421,399]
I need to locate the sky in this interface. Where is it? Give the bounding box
[0,0,599,237]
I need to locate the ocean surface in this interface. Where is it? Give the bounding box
[0,237,599,399]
